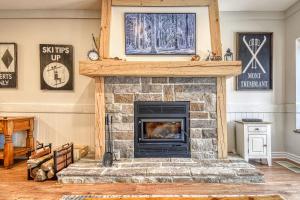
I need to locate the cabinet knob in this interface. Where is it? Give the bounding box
[263,144,267,147]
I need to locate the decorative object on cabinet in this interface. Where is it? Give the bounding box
[224,48,233,61]
[235,121,272,166]
[40,44,74,90]
[88,34,100,61]
[0,116,34,169]
[236,32,273,90]
[125,13,196,55]
[0,43,17,88]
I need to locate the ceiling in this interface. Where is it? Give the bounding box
[0,0,298,11]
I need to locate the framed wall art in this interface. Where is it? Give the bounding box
[236,32,273,91]
[0,43,17,88]
[125,13,196,55]
[40,44,73,90]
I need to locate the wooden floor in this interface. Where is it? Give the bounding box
[0,159,299,200]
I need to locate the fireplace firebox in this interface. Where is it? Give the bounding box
[134,101,190,158]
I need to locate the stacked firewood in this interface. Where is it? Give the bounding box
[27,144,55,182]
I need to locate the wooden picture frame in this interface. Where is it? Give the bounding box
[124,13,197,55]
[40,44,74,90]
[236,32,273,91]
[0,43,17,88]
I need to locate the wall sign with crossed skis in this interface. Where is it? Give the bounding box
[40,44,73,90]
[236,33,273,90]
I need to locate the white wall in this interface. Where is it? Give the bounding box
[0,9,287,155]
[0,11,99,150]
[284,2,300,156]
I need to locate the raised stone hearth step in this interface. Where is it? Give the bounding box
[57,156,264,184]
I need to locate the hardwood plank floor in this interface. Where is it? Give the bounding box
[0,159,299,200]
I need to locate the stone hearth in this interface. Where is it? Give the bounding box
[105,77,217,159]
[57,155,264,184]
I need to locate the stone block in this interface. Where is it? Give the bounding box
[105,85,141,93]
[190,103,205,111]
[191,139,214,152]
[142,84,162,93]
[122,115,134,123]
[110,113,122,123]
[112,123,134,131]
[105,93,114,103]
[190,128,202,138]
[190,112,209,119]
[174,85,206,93]
[152,77,168,84]
[112,131,134,140]
[202,129,217,138]
[210,112,217,119]
[113,140,134,157]
[134,94,162,101]
[105,104,122,113]
[190,120,217,128]
[163,85,174,101]
[203,93,217,112]
[175,93,205,101]
[191,152,217,160]
[105,77,140,84]
[121,105,134,114]
[147,167,190,176]
[114,94,134,103]
[169,77,216,84]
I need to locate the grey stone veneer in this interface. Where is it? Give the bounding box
[104,77,217,159]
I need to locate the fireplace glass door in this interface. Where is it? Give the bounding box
[140,119,185,142]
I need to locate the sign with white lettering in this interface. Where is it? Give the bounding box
[0,43,17,88]
[236,33,273,90]
[40,44,73,90]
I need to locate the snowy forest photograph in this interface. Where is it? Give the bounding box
[125,13,196,55]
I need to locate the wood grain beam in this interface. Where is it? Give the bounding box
[112,0,210,7]
[217,77,228,159]
[99,0,112,58]
[208,0,222,56]
[95,0,112,160]
[79,60,242,77]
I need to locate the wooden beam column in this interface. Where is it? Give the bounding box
[95,0,112,160]
[208,0,228,158]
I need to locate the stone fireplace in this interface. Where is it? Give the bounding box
[105,77,218,159]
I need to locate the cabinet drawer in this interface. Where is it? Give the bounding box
[247,126,267,133]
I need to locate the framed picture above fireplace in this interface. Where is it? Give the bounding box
[125,13,196,55]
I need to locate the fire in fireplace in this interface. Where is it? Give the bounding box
[134,101,190,158]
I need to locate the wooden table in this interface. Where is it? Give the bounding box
[0,117,34,169]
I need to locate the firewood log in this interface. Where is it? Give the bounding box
[34,169,47,182]
[41,159,54,172]
[27,154,53,168]
[30,147,51,159]
[30,167,39,179]
[47,168,55,179]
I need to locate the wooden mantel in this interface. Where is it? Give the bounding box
[80,60,242,78]
[82,0,242,160]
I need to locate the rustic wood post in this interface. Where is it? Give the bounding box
[95,0,112,160]
[208,0,228,158]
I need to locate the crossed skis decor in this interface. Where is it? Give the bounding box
[236,32,273,91]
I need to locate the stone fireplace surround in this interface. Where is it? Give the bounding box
[105,76,218,159]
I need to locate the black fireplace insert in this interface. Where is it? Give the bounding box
[134,101,190,158]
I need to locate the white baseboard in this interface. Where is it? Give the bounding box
[272,152,300,164]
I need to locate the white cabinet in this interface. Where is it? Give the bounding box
[236,121,272,166]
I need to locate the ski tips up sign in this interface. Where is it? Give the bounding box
[236,32,273,91]
[40,44,73,90]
